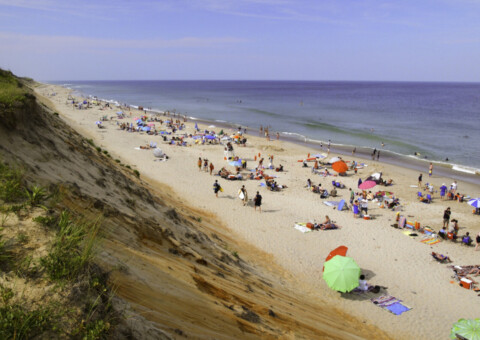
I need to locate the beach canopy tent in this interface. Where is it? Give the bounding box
[323,255,360,293]
[468,198,480,209]
[332,161,349,173]
[153,149,164,158]
[359,180,377,190]
[450,318,480,340]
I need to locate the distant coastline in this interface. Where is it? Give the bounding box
[54,80,480,185]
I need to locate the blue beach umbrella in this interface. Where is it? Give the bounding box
[468,198,480,208]
[95,121,102,125]
[205,135,216,140]
[142,126,151,132]
[116,111,123,115]
[229,159,242,167]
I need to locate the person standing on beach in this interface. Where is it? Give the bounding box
[203,159,209,172]
[476,232,480,251]
[451,181,457,194]
[418,174,423,187]
[352,147,356,156]
[238,185,248,206]
[440,183,447,200]
[443,207,451,228]
[213,180,221,198]
[197,157,202,171]
[254,191,262,212]
[276,132,280,140]
[209,162,214,175]
[429,163,433,177]
[349,188,354,204]
[377,151,380,161]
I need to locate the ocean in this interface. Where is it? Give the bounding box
[54,80,480,172]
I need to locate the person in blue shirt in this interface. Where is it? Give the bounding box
[440,183,447,200]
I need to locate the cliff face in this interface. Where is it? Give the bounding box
[0,74,390,339]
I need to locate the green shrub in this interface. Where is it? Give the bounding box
[32,215,57,228]
[40,211,99,281]
[95,147,102,152]
[24,185,47,207]
[133,170,140,178]
[0,284,55,340]
[0,162,24,202]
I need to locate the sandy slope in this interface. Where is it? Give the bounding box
[38,84,480,339]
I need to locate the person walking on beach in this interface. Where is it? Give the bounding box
[238,185,248,206]
[254,191,262,212]
[276,132,280,140]
[209,162,214,175]
[443,207,451,228]
[440,183,447,200]
[213,180,221,198]
[352,147,356,156]
[203,159,209,172]
[376,151,380,161]
[429,162,433,177]
[418,174,423,187]
[451,180,457,194]
[197,157,202,171]
[476,232,480,251]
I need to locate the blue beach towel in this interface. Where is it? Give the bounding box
[384,302,411,315]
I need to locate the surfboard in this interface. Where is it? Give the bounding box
[239,192,245,200]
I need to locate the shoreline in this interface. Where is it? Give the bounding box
[39,83,480,339]
[64,84,480,185]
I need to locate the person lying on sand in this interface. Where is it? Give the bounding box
[432,252,452,263]
[315,215,340,230]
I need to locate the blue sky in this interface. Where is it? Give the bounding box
[0,0,479,81]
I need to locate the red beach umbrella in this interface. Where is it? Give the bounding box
[332,161,348,173]
[359,180,377,190]
[323,245,348,272]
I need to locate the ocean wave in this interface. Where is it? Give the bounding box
[247,107,283,118]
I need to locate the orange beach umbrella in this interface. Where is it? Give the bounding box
[332,161,348,173]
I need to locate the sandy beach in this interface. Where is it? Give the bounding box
[38,84,480,339]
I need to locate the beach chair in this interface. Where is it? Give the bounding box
[426,194,432,203]
[417,192,423,199]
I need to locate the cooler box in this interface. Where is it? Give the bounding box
[460,278,473,290]
[363,215,371,220]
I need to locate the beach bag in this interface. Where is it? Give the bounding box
[306,223,315,230]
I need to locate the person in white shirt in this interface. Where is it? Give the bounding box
[358,274,369,291]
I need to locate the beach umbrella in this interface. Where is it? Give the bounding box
[323,246,348,272]
[329,157,341,164]
[468,198,480,209]
[142,126,151,132]
[195,122,199,130]
[359,180,377,190]
[323,255,360,293]
[116,111,123,115]
[205,135,216,140]
[229,159,242,167]
[314,153,327,159]
[95,121,102,125]
[153,149,164,158]
[450,318,480,340]
[332,161,349,173]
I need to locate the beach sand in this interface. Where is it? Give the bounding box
[38,84,480,339]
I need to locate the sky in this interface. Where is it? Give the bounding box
[0,0,479,81]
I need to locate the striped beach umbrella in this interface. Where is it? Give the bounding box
[468,198,480,209]
[450,318,480,340]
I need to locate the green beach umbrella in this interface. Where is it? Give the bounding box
[450,319,480,340]
[323,255,361,293]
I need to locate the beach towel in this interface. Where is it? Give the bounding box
[371,295,411,315]
[421,237,441,245]
[323,201,340,207]
[294,223,312,233]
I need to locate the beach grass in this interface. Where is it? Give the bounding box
[0,69,28,106]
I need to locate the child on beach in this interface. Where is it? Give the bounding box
[213,180,221,198]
